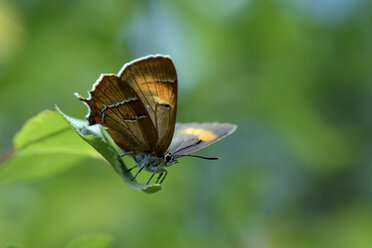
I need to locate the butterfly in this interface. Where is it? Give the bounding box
[75,55,237,185]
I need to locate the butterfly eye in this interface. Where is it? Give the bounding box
[164,153,173,164]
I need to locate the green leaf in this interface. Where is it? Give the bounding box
[56,106,162,193]
[64,233,113,248]
[0,107,162,193]
[0,110,99,183]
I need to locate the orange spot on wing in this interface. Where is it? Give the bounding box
[180,128,217,141]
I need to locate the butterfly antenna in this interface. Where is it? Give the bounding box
[183,154,220,160]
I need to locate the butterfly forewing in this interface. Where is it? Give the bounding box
[119,56,177,156]
[168,123,237,158]
[76,74,157,153]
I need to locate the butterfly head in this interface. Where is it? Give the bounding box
[164,152,178,166]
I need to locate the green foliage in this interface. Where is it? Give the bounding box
[0,110,98,183]
[0,108,161,193]
[2,243,21,248]
[64,233,113,248]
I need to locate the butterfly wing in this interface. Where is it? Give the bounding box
[168,123,237,158]
[118,55,177,156]
[75,74,158,153]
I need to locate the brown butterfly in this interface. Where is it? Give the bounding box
[75,55,237,184]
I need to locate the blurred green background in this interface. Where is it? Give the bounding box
[1,0,372,247]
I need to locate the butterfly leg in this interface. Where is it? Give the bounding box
[146,167,157,185]
[160,170,168,184]
[131,164,146,181]
[155,172,164,184]
[119,151,132,157]
[127,165,137,172]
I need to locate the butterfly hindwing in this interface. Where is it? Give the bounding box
[75,74,158,153]
[168,123,237,158]
[119,56,177,156]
